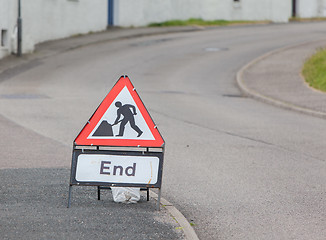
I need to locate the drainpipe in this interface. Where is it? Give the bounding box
[17,0,22,56]
[292,0,296,17]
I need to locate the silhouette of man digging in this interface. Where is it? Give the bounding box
[113,101,143,137]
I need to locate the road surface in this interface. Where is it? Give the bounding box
[1,22,326,239]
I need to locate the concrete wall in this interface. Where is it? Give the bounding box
[2,0,326,60]
[0,0,107,59]
[0,0,17,58]
[114,0,292,27]
[296,0,326,18]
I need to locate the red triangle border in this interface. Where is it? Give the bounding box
[74,76,164,147]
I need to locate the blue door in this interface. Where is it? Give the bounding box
[108,0,114,26]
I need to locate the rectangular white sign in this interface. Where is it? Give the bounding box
[75,154,159,185]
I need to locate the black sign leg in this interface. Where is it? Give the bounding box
[156,188,161,210]
[67,185,73,208]
[97,186,101,200]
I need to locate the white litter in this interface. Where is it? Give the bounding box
[111,187,140,203]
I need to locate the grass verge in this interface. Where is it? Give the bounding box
[290,17,326,22]
[302,47,326,92]
[148,18,269,27]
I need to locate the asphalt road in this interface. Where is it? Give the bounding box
[1,22,326,239]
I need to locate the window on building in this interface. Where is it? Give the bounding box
[1,29,8,47]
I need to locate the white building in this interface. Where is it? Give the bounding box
[0,0,107,59]
[1,0,325,60]
[110,0,326,27]
[294,0,326,18]
[111,0,292,27]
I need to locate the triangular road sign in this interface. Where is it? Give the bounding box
[74,76,165,147]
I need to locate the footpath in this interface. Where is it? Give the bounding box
[0,26,201,80]
[237,39,326,118]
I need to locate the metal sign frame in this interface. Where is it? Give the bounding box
[70,148,164,187]
[67,76,165,210]
[68,145,164,210]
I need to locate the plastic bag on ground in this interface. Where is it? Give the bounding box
[111,187,140,203]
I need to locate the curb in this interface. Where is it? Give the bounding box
[150,191,199,240]
[236,40,326,119]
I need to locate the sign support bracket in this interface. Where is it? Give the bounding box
[67,145,164,210]
[157,188,161,211]
[67,184,73,208]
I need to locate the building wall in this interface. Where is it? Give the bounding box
[114,0,292,27]
[0,0,107,59]
[0,0,17,58]
[2,0,326,60]
[297,0,326,18]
